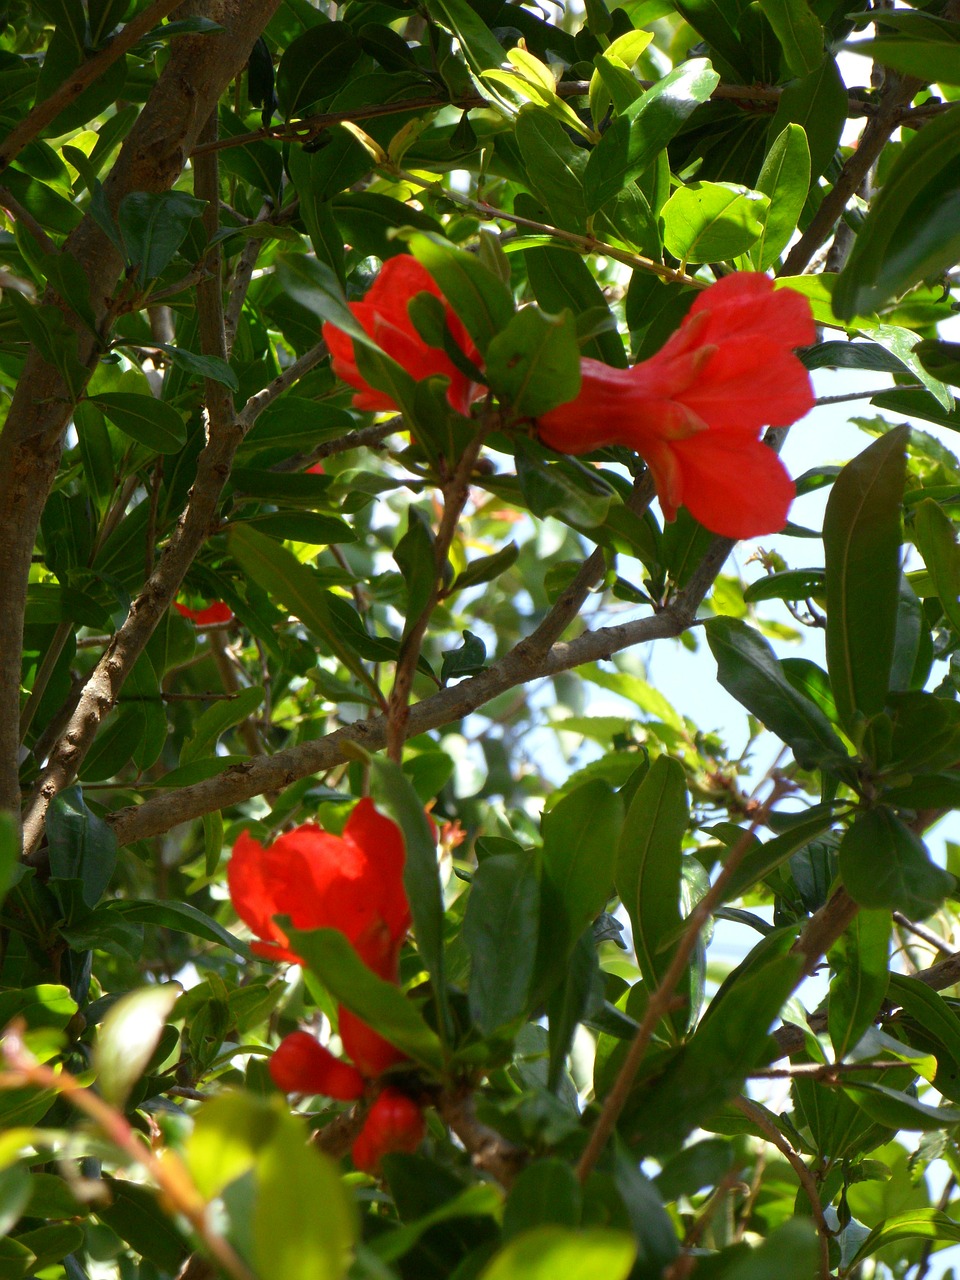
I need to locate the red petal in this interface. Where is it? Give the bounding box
[339,1006,407,1078]
[352,1089,424,1174]
[175,601,233,625]
[672,433,796,539]
[344,798,411,945]
[270,1031,365,1099]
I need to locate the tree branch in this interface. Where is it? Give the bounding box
[780,68,922,278]
[0,0,282,828]
[0,0,184,176]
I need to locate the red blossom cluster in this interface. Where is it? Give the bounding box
[322,256,816,540]
[227,799,425,1173]
[174,600,234,626]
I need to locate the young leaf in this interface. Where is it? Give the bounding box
[464,851,540,1035]
[823,427,907,731]
[751,124,811,270]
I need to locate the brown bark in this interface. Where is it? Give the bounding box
[0,0,280,829]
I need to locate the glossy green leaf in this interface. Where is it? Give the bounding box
[367,754,450,1041]
[107,898,248,957]
[757,0,823,76]
[834,108,960,318]
[706,616,848,768]
[583,59,719,214]
[847,1209,960,1271]
[850,13,960,86]
[515,108,588,233]
[253,1109,356,1280]
[522,233,627,368]
[464,851,540,1035]
[542,779,622,946]
[503,1160,580,1238]
[827,910,891,1060]
[844,1081,960,1133]
[662,182,768,264]
[286,925,444,1069]
[440,629,487,682]
[117,190,206,284]
[395,507,437,634]
[89,392,186,453]
[486,306,581,417]
[406,231,514,355]
[275,23,362,115]
[424,0,507,78]
[913,497,960,638]
[616,756,686,1022]
[180,685,265,765]
[46,784,117,911]
[768,54,846,182]
[152,342,239,391]
[751,124,811,270]
[228,523,383,700]
[839,807,952,917]
[823,427,907,731]
[480,1227,636,1280]
[94,984,180,1106]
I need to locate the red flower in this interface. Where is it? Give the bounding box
[175,600,233,625]
[351,1088,426,1175]
[269,1030,364,1100]
[323,255,480,415]
[305,462,325,475]
[229,799,412,1079]
[536,273,816,540]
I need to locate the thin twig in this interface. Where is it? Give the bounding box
[663,1160,748,1280]
[271,421,398,472]
[575,779,790,1184]
[0,0,184,175]
[813,384,923,406]
[238,341,330,429]
[386,429,489,761]
[733,1096,832,1280]
[892,912,957,957]
[224,200,274,355]
[0,1024,256,1280]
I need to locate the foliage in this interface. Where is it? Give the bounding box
[1,0,960,1278]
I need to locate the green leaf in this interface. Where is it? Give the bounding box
[117,191,206,285]
[0,1166,31,1237]
[839,807,952,918]
[440,629,487,683]
[503,1161,581,1238]
[522,232,627,368]
[464,851,540,1035]
[849,16,960,87]
[913,498,960,639]
[542,779,622,946]
[720,1220,820,1280]
[253,1109,356,1280]
[424,0,507,79]
[751,124,811,271]
[705,617,848,769]
[757,0,823,76]
[515,442,614,529]
[847,1209,960,1271]
[479,1227,636,1280]
[768,54,846,182]
[486,306,581,417]
[514,108,588,233]
[885,691,960,776]
[844,1081,960,1132]
[405,231,514,356]
[0,812,20,911]
[662,182,768,264]
[823,427,907,730]
[46,784,117,911]
[395,508,437,635]
[285,925,444,1070]
[742,569,824,604]
[367,755,451,1042]
[107,899,248,957]
[228,524,383,701]
[151,343,239,391]
[452,542,519,592]
[616,757,686,1020]
[94,984,180,1106]
[275,22,362,115]
[583,59,719,214]
[187,1091,281,1199]
[833,107,960,319]
[89,392,187,454]
[180,686,265,765]
[827,910,891,1060]
[371,1183,503,1263]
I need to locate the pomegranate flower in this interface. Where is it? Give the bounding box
[323,255,480,415]
[228,799,411,1078]
[175,600,233,625]
[536,273,816,540]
